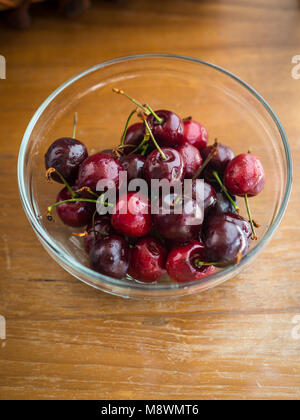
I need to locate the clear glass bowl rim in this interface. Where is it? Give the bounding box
[17,54,293,293]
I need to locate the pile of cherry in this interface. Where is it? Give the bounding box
[45,89,265,283]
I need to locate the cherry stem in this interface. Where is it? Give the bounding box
[141,143,149,156]
[193,258,219,267]
[183,116,193,122]
[143,117,166,160]
[145,104,163,124]
[112,88,149,114]
[212,171,240,212]
[192,141,219,180]
[46,168,76,198]
[120,109,137,148]
[72,112,78,139]
[244,193,258,240]
[75,186,99,198]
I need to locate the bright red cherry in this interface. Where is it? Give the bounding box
[166,241,215,283]
[176,142,202,178]
[143,147,185,183]
[183,120,208,150]
[84,215,115,254]
[77,153,123,191]
[111,192,152,237]
[55,187,95,228]
[224,153,265,196]
[129,237,167,283]
[45,137,88,184]
[90,235,130,279]
[147,110,184,147]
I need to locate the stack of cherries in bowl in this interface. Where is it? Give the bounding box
[45,89,265,284]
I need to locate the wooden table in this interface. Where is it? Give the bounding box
[0,0,299,400]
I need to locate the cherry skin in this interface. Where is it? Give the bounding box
[120,154,146,182]
[45,137,88,184]
[166,241,215,283]
[205,212,252,242]
[201,142,235,175]
[203,215,249,266]
[90,235,130,279]
[152,193,203,242]
[55,187,95,228]
[84,215,115,254]
[147,110,184,147]
[224,153,265,196]
[111,192,152,237]
[183,119,208,150]
[176,142,202,178]
[212,191,238,215]
[122,122,145,155]
[143,147,186,183]
[77,153,123,191]
[192,180,217,214]
[129,237,167,283]
[100,149,118,158]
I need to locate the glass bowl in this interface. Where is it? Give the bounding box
[17,54,292,299]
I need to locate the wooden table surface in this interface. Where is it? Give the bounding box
[0,0,299,400]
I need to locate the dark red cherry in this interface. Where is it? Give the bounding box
[55,187,95,228]
[166,241,215,283]
[152,193,203,242]
[203,216,249,266]
[192,180,217,214]
[84,215,115,254]
[100,149,118,158]
[176,142,202,178]
[224,153,265,197]
[111,192,152,237]
[205,212,252,241]
[129,237,167,283]
[147,110,184,147]
[183,120,208,150]
[45,137,88,184]
[122,122,145,155]
[143,147,185,183]
[77,153,123,191]
[212,191,238,215]
[201,142,235,174]
[120,154,146,181]
[90,235,130,279]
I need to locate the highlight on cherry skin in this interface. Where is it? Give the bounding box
[44,91,265,284]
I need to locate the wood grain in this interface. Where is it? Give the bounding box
[0,0,300,400]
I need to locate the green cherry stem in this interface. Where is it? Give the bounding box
[212,170,240,212]
[145,104,163,124]
[193,259,220,267]
[112,88,149,114]
[119,109,137,148]
[46,168,76,198]
[47,198,98,220]
[192,141,218,180]
[72,112,78,139]
[143,118,166,160]
[244,193,258,240]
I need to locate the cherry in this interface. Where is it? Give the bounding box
[183,119,208,150]
[90,235,130,279]
[77,153,123,191]
[201,142,235,175]
[152,193,203,242]
[45,137,88,185]
[84,215,115,254]
[147,110,184,148]
[120,154,146,181]
[143,147,185,183]
[224,153,265,197]
[166,241,215,283]
[213,191,238,215]
[192,180,217,214]
[129,237,167,283]
[111,192,152,237]
[176,142,202,178]
[121,122,145,155]
[100,149,118,158]
[203,215,249,266]
[205,212,252,241]
[54,187,95,228]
